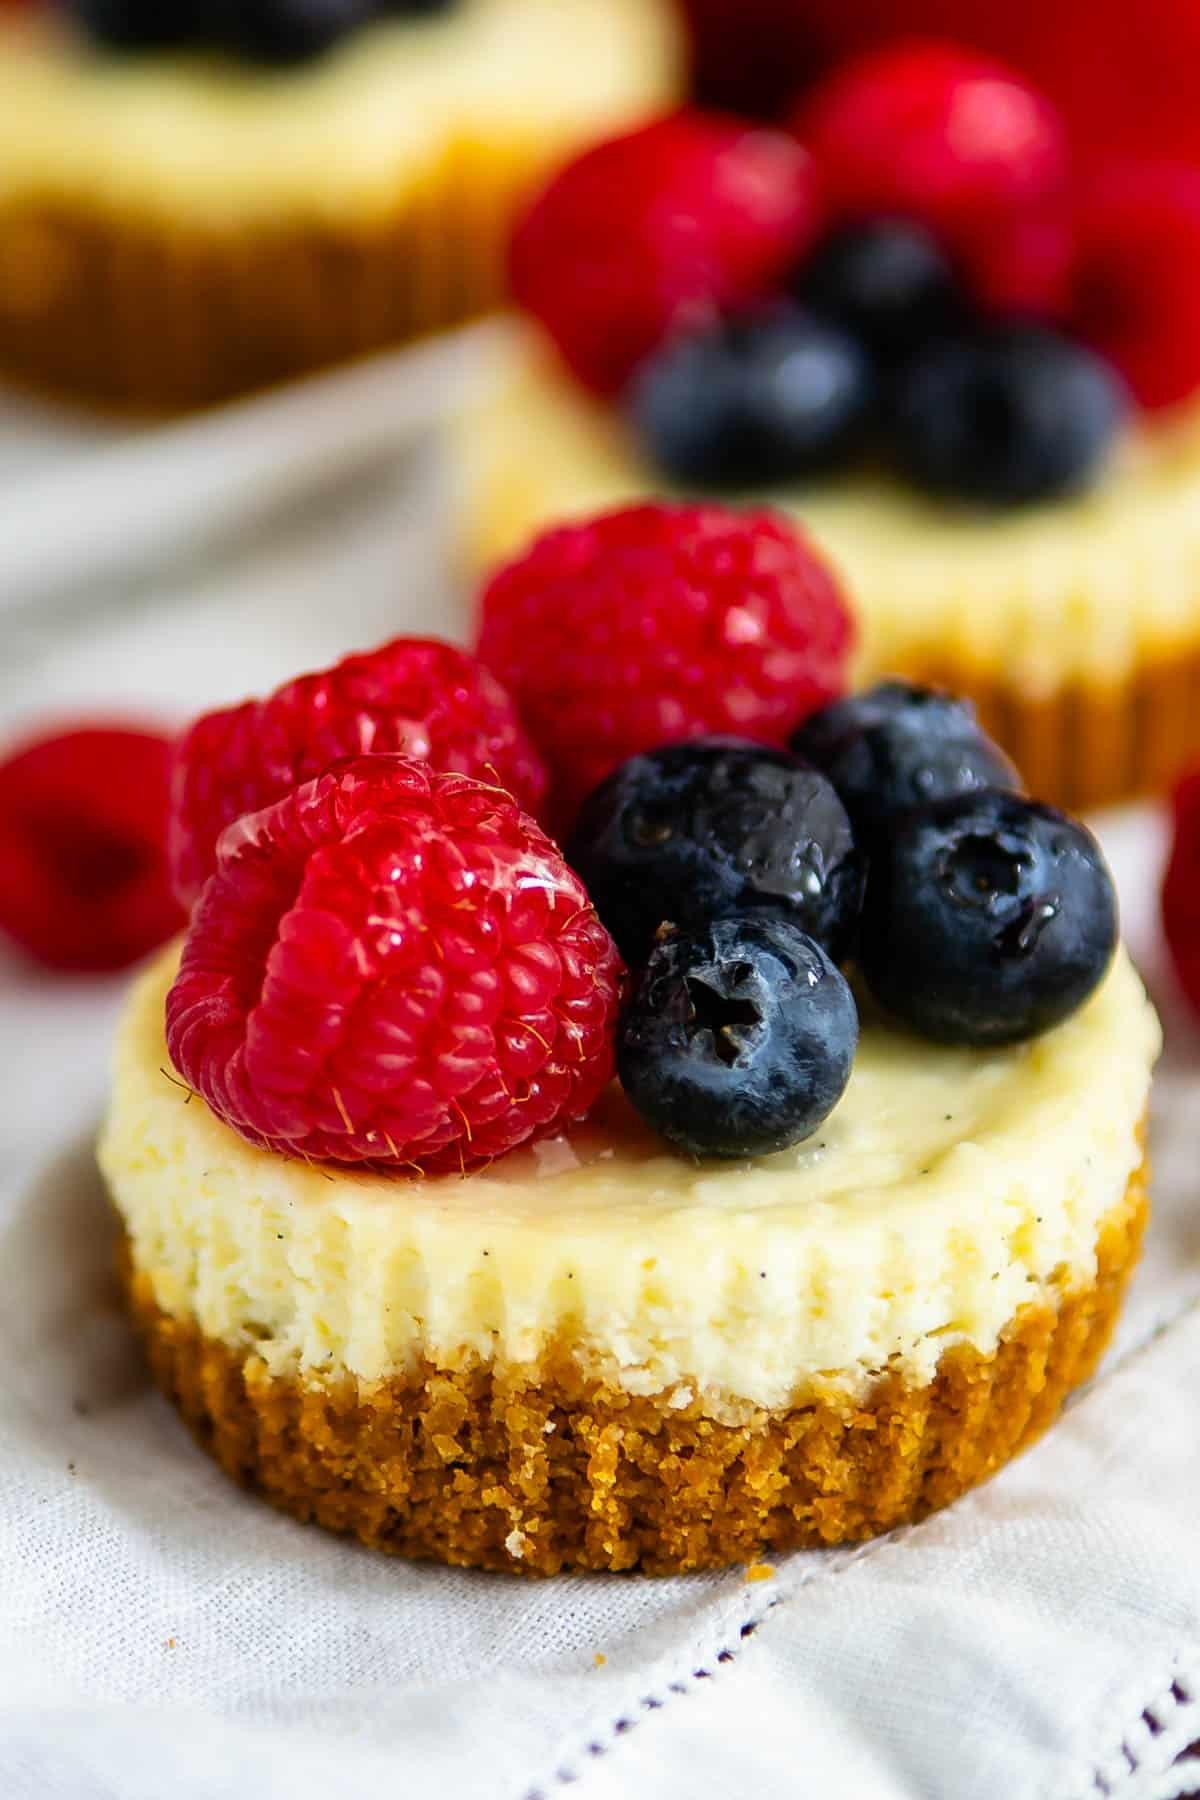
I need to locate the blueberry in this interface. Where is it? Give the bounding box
[858,790,1118,1046]
[795,219,964,364]
[629,307,875,487]
[890,324,1128,507]
[68,0,201,50]
[618,914,858,1158]
[790,681,1019,841]
[224,0,378,62]
[567,738,863,967]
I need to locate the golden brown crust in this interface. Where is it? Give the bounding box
[876,652,1200,815]
[0,142,526,412]
[118,1164,1148,1575]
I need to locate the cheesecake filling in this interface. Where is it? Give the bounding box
[0,0,681,223]
[99,945,1157,1413]
[458,338,1200,688]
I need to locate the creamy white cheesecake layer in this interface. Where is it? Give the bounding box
[456,335,1200,689]
[0,1,681,224]
[98,946,1158,1412]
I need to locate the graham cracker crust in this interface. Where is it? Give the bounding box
[119,1164,1148,1575]
[0,139,527,412]
[898,652,1200,815]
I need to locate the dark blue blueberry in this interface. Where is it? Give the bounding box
[890,324,1127,507]
[224,0,378,62]
[857,790,1118,1046]
[68,0,202,50]
[790,680,1018,841]
[795,219,965,364]
[629,307,875,487]
[567,738,863,967]
[618,914,858,1158]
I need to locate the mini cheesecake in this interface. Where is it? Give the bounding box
[0,0,682,409]
[456,335,1200,812]
[100,941,1157,1575]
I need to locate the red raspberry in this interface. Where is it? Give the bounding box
[1163,767,1200,1019]
[793,40,1072,317]
[1019,2,1200,166]
[510,111,821,396]
[475,503,853,826]
[165,756,623,1173]
[169,637,546,910]
[1069,161,1200,412]
[0,722,183,973]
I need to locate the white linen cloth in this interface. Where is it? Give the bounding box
[1,405,1199,1800]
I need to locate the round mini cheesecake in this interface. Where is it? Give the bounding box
[455,335,1200,813]
[0,1,681,410]
[100,940,1158,1574]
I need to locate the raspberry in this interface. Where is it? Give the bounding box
[1162,767,1200,1019]
[793,40,1072,317]
[510,111,821,396]
[165,756,623,1173]
[475,503,853,826]
[169,636,546,909]
[0,722,182,973]
[1069,161,1200,411]
[1019,2,1200,166]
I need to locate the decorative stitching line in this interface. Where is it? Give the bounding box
[518,1529,914,1798]
[520,1611,776,1796]
[517,1294,1200,1800]
[1058,1650,1200,1800]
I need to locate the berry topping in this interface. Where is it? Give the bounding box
[227,0,376,63]
[510,114,821,396]
[165,756,623,1173]
[169,637,545,909]
[791,680,1018,840]
[0,723,183,973]
[617,913,857,1159]
[68,0,200,50]
[857,790,1118,1046]
[475,503,853,827]
[629,306,874,486]
[1161,767,1200,1019]
[794,218,965,364]
[568,738,862,968]
[1070,161,1200,411]
[889,324,1127,506]
[793,42,1072,317]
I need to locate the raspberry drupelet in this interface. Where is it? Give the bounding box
[165,756,624,1174]
[169,636,547,910]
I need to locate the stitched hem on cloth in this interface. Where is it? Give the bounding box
[518,1291,1200,1800]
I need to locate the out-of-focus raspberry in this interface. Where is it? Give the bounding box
[0,722,183,973]
[510,111,821,395]
[1162,766,1200,1020]
[1070,161,1200,411]
[792,40,1073,317]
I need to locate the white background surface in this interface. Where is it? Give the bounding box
[0,369,1198,1800]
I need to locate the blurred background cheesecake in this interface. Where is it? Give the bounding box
[0,0,682,412]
